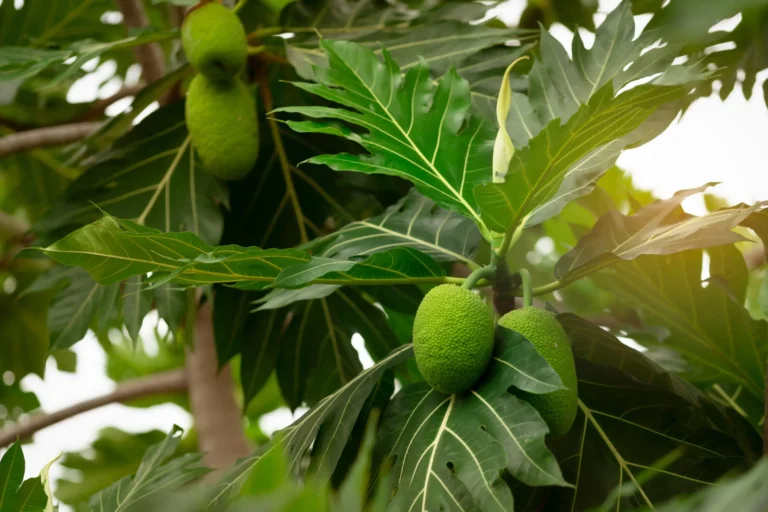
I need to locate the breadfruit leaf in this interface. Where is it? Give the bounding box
[375,333,570,512]
[556,184,767,282]
[34,102,227,246]
[554,314,760,511]
[306,188,482,269]
[37,215,448,290]
[473,0,707,233]
[209,344,413,508]
[90,426,209,512]
[276,39,497,235]
[593,246,768,402]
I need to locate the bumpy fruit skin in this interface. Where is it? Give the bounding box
[498,307,578,437]
[185,75,259,180]
[182,3,247,80]
[413,284,495,394]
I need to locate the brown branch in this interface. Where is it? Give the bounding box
[114,0,166,84]
[185,302,250,472]
[0,369,187,448]
[0,122,100,157]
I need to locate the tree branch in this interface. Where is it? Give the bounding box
[0,369,187,448]
[0,122,100,157]
[114,0,166,84]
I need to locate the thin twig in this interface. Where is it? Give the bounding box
[0,122,100,157]
[114,0,167,84]
[0,369,187,448]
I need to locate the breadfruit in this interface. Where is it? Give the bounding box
[412,284,496,394]
[185,74,259,180]
[182,2,247,80]
[498,307,578,437]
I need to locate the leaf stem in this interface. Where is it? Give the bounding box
[519,268,532,307]
[530,279,564,297]
[261,82,309,244]
[461,266,495,290]
[247,45,266,55]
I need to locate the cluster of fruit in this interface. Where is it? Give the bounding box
[182,2,260,180]
[413,285,578,437]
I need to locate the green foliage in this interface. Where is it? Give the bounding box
[89,426,208,512]
[55,428,182,507]
[277,38,497,236]
[377,331,570,511]
[0,441,47,512]
[1,0,768,510]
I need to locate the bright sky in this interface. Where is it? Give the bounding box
[7,0,768,508]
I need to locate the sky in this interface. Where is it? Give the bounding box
[6,0,768,506]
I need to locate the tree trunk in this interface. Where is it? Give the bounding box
[186,302,250,471]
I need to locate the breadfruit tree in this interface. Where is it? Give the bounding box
[1,0,767,511]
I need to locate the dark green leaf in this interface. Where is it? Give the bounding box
[0,441,25,511]
[593,247,768,401]
[240,308,282,409]
[35,102,227,246]
[307,188,481,268]
[653,457,768,512]
[377,334,569,512]
[552,314,759,511]
[122,276,152,345]
[0,0,122,46]
[270,247,444,289]
[23,266,118,349]
[153,284,185,333]
[0,290,49,378]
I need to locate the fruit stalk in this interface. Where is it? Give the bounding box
[519,268,533,308]
[461,266,495,290]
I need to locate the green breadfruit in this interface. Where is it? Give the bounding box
[498,307,578,437]
[182,2,247,80]
[185,74,259,180]
[412,284,496,394]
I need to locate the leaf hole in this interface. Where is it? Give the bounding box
[446,461,455,474]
